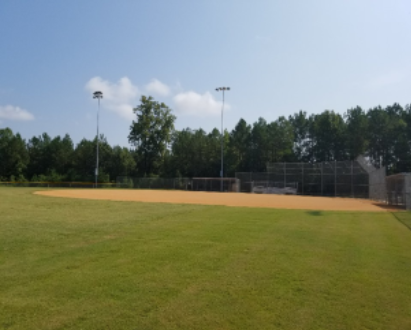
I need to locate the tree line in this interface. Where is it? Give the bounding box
[1,96,410,182]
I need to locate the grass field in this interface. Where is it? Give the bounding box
[1,188,411,330]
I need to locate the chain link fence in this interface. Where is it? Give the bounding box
[0,182,115,188]
[116,177,240,192]
[356,155,387,202]
[234,172,299,194]
[386,173,411,209]
[236,156,387,199]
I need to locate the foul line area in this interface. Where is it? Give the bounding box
[34,189,396,212]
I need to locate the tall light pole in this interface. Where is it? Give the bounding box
[93,91,103,188]
[215,87,230,192]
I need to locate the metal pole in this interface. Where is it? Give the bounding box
[215,87,230,192]
[302,163,304,195]
[351,161,354,198]
[96,97,99,188]
[334,160,337,197]
[321,162,323,196]
[221,89,224,192]
[93,91,103,188]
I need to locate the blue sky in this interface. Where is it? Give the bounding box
[1,0,411,147]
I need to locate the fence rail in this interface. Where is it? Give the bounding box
[116,177,239,192]
[0,181,115,188]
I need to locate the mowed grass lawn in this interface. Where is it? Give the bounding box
[1,188,411,330]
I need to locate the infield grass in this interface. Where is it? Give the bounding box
[1,187,411,330]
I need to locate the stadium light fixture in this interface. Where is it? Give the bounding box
[215,87,230,192]
[93,91,103,188]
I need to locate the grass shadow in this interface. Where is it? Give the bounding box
[372,203,404,211]
[391,211,411,231]
[306,210,324,217]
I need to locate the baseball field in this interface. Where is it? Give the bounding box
[1,187,411,330]
[36,188,393,212]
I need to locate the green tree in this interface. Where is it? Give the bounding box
[0,128,29,180]
[205,128,222,177]
[26,133,52,179]
[249,118,269,171]
[107,146,136,179]
[367,104,408,171]
[345,106,368,159]
[367,106,396,168]
[227,118,252,173]
[170,129,194,176]
[49,134,74,176]
[128,96,176,176]
[72,136,111,182]
[71,138,95,181]
[312,110,346,161]
[171,129,204,177]
[267,116,294,163]
[27,133,75,181]
[289,111,312,162]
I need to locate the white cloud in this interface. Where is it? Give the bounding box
[85,77,229,120]
[85,77,139,120]
[0,105,34,121]
[145,79,170,97]
[173,91,230,117]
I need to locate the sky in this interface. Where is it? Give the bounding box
[1,0,411,147]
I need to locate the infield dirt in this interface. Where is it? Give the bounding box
[35,189,395,212]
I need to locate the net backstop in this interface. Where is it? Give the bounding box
[236,156,387,199]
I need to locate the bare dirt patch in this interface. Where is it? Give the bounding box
[34,189,394,212]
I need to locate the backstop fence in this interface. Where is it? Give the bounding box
[236,156,387,199]
[116,177,240,192]
[355,155,387,201]
[386,173,411,209]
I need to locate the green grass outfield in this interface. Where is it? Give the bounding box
[1,188,411,330]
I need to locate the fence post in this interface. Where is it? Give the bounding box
[334,160,337,197]
[351,161,354,198]
[321,163,323,195]
[250,172,252,192]
[302,163,304,195]
[284,163,286,188]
